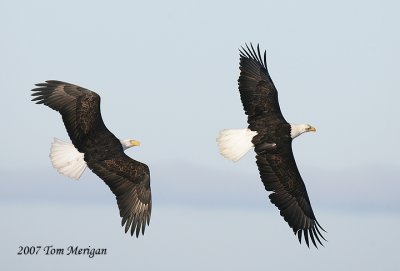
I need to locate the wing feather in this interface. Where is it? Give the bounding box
[255,142,326,248]
[87,154,152,237]
[238,43,286,130]
[31,80,106,151]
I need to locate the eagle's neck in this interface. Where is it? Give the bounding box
[120,139,132,150]
[290,124,308,139]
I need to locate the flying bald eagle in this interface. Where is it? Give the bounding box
[31,80,151,237]
[217,44,326,248]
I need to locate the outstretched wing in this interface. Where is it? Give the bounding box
[87,154,152,237]
[238,43,287,131]
[31,80,107,152]
[255,140,326,248]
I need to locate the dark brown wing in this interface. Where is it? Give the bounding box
[238,43,287,131]
[87,154,152,237]
[31,80,152,236]
[255,137,326,248]
[31,80,106,152]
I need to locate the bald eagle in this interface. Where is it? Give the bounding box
[31,80,151,237]
[217,44,326,248]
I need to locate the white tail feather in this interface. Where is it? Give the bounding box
[49,138,87,180]
[217,129,257,162]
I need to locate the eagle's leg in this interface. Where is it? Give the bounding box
[257,142,277,152]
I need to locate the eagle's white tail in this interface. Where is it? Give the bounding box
[49,138,87,180]
[217,129,257,162]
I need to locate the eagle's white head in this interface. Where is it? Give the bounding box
[120,139,141,150]
[290,124,316,139]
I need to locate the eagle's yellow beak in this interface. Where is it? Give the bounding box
[130,140,141,147]
[309,126,317,132]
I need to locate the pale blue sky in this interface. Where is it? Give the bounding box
[1,0,399,270]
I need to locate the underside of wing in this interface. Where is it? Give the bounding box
[238,44,286,129]
[87,154,152,237]
[254,142,326,248]
[31,80,107,151]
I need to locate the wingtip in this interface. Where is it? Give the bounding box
[239,42,268,69]
[316,220,327,233]
[122,213,149,238]
[296,225,327,249]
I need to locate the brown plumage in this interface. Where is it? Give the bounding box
[31,80,151,237]
[238,44,326,248]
